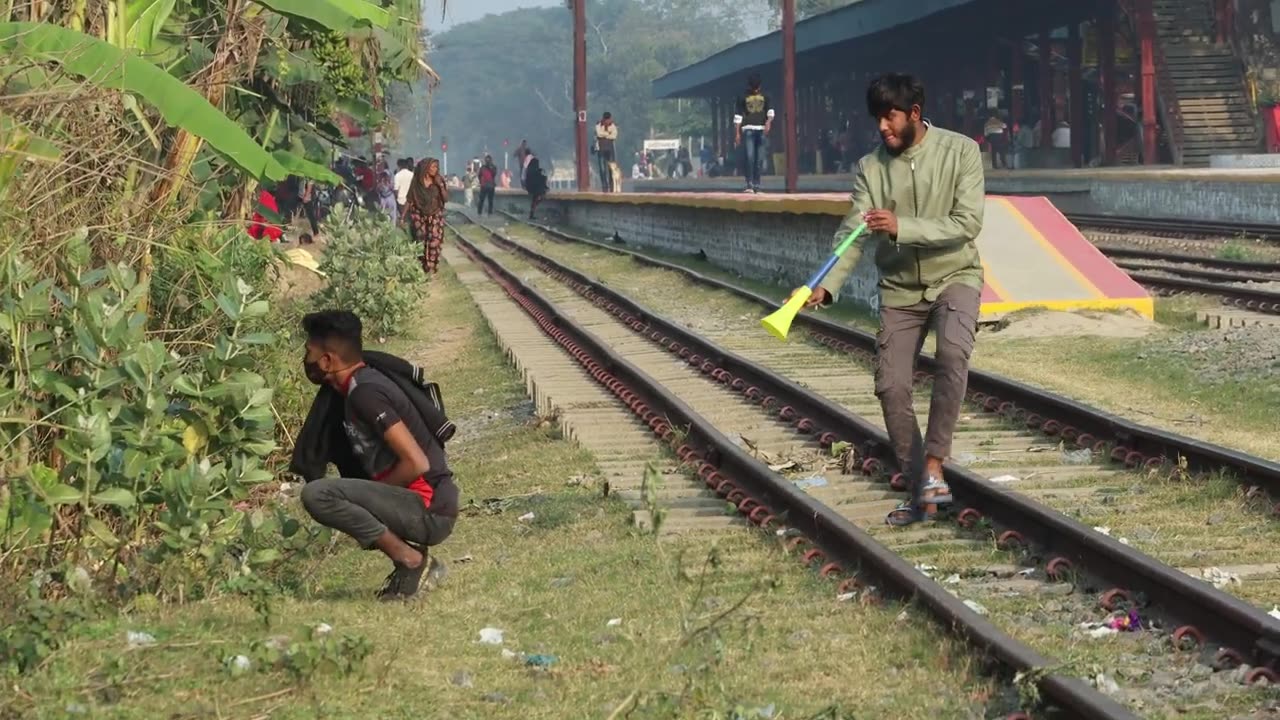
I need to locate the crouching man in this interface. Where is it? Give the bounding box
[296,310,460,600]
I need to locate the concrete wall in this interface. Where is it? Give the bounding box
[495,195,886,314]
[627,173,1280,224]
[1086,178,1280,223]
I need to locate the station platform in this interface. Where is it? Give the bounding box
[498,189,1153,321]
[626,165,1280,225]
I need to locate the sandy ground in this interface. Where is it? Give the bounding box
[983,309,1154,340]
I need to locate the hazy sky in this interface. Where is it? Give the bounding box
[431,0,770,35]
[432,0,561,31]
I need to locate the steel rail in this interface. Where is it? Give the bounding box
[1066,213,1280,243]
[1113,260,1280,286]
[1096,245,1280,274]
[1128,272,1280,315]
[448,227,1141,720]
[498,210,1280,499]
[465,215,1280,674]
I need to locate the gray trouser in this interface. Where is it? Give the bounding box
[301,477,455,549]
[875,283,980,481]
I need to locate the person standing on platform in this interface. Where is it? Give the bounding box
[595,112,618,193]
[514,140,529,188]
[477,155,498,215]
[463,164,478,208]
[522,148,548,220]
[984,113,1009,169]
[734,73,774,194]
[793,73,985,527]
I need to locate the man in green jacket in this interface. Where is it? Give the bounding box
[799,73,984,526]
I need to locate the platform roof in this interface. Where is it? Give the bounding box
[653,0,1087,99]
[654,0,983,99]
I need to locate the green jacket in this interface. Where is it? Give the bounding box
[819,125,985,309]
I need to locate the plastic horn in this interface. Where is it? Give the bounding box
[760,222,868,341]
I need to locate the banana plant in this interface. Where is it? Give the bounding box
[0,22,292,181]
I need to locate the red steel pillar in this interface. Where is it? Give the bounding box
[1039,29,1053,148]
[783,0,798,192]
[1100,6,1118,165]
[572,0,589,191]
[1068,22,1084,167]
[1139,10,1158,164]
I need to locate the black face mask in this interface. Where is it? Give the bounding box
[303,360,327,386]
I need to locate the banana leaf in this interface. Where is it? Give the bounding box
[272,150,339,185]
[252,0,390,30]
[123,0,178,53]
[0,22,287,181]
[0,115,61,162]
[336,97,386,128]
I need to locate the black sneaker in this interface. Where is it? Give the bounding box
[376,561,428,601]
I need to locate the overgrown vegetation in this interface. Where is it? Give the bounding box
[315,216,425,340]
[0,0,442,681]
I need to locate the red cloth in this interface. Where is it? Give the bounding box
[355,166,375,192]
[247,189,282,242]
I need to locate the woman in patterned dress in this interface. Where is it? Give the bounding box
[401,157,448,275]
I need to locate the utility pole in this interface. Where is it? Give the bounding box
[572,0,589,191]
[782,0,798,193]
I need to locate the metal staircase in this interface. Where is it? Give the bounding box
[1147,0,1259,165]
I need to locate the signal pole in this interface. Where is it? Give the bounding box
[782,0,797,193]
[572,0,589,191]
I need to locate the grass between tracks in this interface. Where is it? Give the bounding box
[8,258,1010,719]
[498,221,1280,462]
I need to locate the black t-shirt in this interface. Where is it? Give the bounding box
[343,366,459,515]
[735,91,773,129]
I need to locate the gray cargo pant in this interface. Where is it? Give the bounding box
[301,477,455,550]
[875,283,980,482]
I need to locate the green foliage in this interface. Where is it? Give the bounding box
[223,625,373,682]
[0,594,91,676]
[309,29,370,104]
[764,0,859,23]
[0,232,304,598]
[314,217,424,340]
[0,21,291,182]
[1215,241,1254,261]
[253,0,391,31]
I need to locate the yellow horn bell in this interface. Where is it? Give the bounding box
[760,287,812,341]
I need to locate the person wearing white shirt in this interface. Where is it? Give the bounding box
[393,159,414,219]
[1051,121,1071,149]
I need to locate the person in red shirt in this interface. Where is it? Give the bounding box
[476,154,498,215]
[247,187,284,243]
[299,311,459,600]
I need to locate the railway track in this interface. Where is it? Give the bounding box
[1090,247,1280,317]
[444,212,1280,719]
[1066,214,1280,245]
[493,210,1280,499]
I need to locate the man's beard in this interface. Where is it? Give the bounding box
[884,122,918,157]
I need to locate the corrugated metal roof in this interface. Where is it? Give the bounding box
[653,0,984,99]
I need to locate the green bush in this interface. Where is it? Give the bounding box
[0,232,327,607]
[313,216,424,339]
